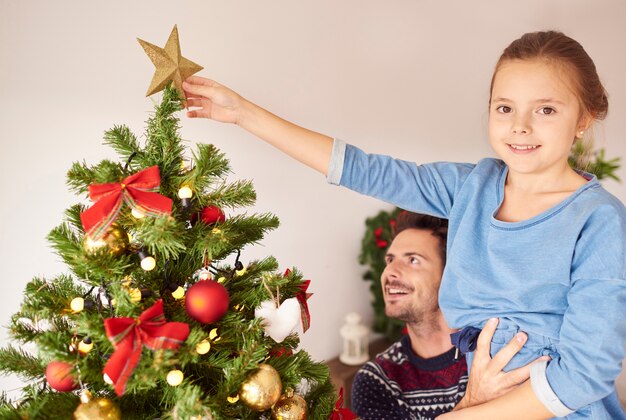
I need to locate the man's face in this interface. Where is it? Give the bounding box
[381,228,444,324]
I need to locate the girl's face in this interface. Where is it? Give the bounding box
[488,59,589,179]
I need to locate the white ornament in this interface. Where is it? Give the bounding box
[254,297,301,343]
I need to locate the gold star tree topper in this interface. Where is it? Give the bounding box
[137,25,203,98]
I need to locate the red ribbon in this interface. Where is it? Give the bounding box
[80,166,173,239]
[284,269,313,333]
[329,388,357,420]
[103,299,189,396]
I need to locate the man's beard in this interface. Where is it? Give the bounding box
[385,299,439,326]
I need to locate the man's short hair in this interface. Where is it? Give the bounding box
[393,211,449,265]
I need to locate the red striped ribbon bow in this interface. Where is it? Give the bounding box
[283,269,313,333]
[80,166,173,239]
[329,388,357,420]
[103,299,189,396]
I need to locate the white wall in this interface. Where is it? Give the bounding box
[2,0,625,398]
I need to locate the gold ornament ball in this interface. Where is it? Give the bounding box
[83,224,129,256]
[239,364,282,411]
[271,393,308,420]
[73,391,121,420]
[128,288,142,303]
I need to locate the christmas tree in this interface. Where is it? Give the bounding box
[0,27,343,420]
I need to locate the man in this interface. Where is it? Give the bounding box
[352,212,533,419]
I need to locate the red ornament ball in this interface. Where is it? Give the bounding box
[185,280,230,324]
[199,206,226,225]
[46,361,78,392]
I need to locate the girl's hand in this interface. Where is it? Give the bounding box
[183,76,243,125]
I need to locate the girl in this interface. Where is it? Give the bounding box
[183,31,626,419]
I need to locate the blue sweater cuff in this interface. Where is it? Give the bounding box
[326,138,346,185]
[530,360,574,417]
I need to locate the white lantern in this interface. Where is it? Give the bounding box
[339,312,369,365]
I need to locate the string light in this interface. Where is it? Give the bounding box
[70,297,85,312]
[78,337,94,355]
[166,369,184,386]
[131,209,145,219]
[178,185,193,210]
[195,339,211,355]
[138,248,156,271]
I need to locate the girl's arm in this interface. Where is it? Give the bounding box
[183,76,333,175]
[440,381,553,419]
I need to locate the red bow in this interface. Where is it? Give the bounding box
[80,166,173,239]
[329,388,357,420]
[103,299,189,396]
[284,269,313,333]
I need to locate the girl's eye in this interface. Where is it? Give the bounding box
[496,105,512,114]
[539,107,556,115]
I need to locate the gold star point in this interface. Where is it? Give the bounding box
[137,25,203,98]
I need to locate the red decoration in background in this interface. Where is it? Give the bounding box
[80,166,173,240]
[284,269,313,333]
[103,299,189,396]
[185,280,230,324]
[329,388,357,420]
[269,345,293,358]
[373,226,388,248]
[45,361,78,392]
[199,205,226,225]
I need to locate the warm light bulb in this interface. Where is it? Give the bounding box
[171,286,185,300]
[195,339,211,355]
[70,297,85,312]
[166,369,184,386]
[177,186,193,199]
[78,338,94,355]
[131,208,145,219]
[141,256,156,271]
[209,328,219,341]
[227,394,240,404]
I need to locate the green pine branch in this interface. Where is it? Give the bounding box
[0,346,44,382]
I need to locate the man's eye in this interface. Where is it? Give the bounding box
[539,107,556,115]
[496,105,512,113]
[385,257,393,265]
[409,257,419,264]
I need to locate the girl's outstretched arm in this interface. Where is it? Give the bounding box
[183,76,333,175]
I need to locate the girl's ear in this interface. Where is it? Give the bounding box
[577,113,593,133]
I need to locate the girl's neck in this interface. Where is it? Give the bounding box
[505,162,587,194]
[497,163,589,223]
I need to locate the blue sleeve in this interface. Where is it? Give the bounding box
[326,139,474,218]
[532,201,626,413]
[352,363,418,420]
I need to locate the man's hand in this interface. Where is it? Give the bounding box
[454,318,550,410]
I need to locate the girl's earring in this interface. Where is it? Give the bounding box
[576,130,584,139]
